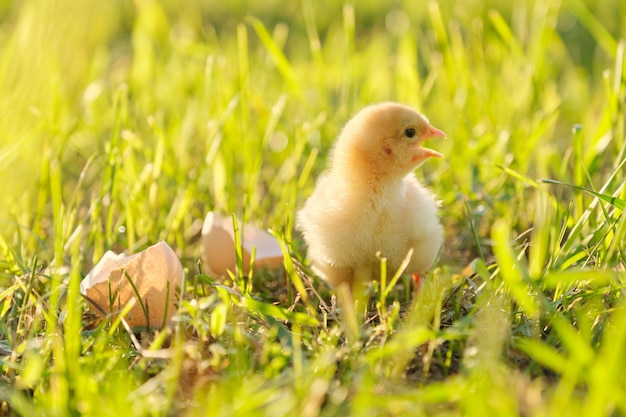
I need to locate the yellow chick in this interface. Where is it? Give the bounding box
[297,102,445,291]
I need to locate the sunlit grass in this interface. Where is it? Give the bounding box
[1,0,625,416]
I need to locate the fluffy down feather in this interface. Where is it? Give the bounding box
[297,102,445,288]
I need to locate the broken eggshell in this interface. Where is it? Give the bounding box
[200,212,283,276]
[80,241,182,329]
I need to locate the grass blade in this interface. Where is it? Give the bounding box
[247,16,301,96]
[540,179,625,210]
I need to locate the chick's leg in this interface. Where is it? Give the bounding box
[335,281,359,343]
[341,265,373,343]
[317,263,354,289]
[320,264,359,342]
[319,263,372,343]
[411,273,424,299]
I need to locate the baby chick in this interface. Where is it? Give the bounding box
[297,102,445,292]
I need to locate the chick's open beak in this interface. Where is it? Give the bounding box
[418,125,446,159]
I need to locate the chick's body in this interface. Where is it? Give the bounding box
[297,102,444,288]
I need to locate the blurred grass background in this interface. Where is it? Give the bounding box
[0,0,624,260]
[0,0,625,416]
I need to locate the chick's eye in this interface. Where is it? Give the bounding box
[404,128,416,139]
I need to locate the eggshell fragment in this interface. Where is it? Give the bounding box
[80,241,182,329]
[200,212,283,276]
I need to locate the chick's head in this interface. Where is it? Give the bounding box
[332,102,445,179]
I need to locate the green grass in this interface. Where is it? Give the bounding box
[1,0,625,415]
